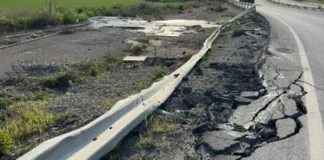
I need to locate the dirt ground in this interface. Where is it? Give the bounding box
[0,3,242,160]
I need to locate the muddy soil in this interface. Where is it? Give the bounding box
[101,10,272,160]
[0,3,241,160]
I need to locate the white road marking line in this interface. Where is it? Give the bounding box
[259,9,324,160]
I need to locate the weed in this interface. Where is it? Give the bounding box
[113,89,122,97]
[105,54,131,67]
[21,89,52,101]
[41,71,80,88]
[7,101,54,139]
[155,142,167,150]
[135,133,154,148]
[105,100,113,110]
[0,97,13,110]
[0,100,54,153]
[150,68,168,82]
[231,29,245,37]
[0,38,19,45]
[0,129,13,154]
[87,62,105,77]
[152,118,175,133]
[136,82,146,90]
[128,45,146,55]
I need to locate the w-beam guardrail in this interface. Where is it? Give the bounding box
[229,0,255,9]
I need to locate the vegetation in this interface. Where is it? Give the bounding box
[87,62,105,77]
[231,29,245,37]
[0,96,13,110]
[150,68,168,82]
[152,117,175,133]
[305,0,324,5]
[135,133,154,148]
[127,45,146,55]
[105,100,114,110]
[0,129,13,154]
[137,82,146,90]
[0,101,54,154]
[0,2,205,34]
[41,71,81,88]
[0,0,144,11]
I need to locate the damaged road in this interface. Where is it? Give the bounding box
[102,9,309,160]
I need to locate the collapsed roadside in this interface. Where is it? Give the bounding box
[0,2,240,159]
[102,7,308,160]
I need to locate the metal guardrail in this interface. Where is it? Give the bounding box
[228,0,255,9]
[18,5,257,160]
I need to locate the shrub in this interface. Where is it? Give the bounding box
[62,11,78,24]
[75,13,88,22]
[31,12,60,28]
[177,4,186,11]
[0,129,13,154]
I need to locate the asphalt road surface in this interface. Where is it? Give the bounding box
[271,0,321,8]
[250,0,324,159]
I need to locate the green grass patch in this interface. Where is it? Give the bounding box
[105,100,114,110]
[150,68,168,82]
[135,133,154,148]
[41,71,81,89]
[0,101,54,154]
[305,0,324,5]
[0,2,206,34]
[151,117,175,133]
[87,62,105,77]
[136,82,146,90]
[0,0,144,11]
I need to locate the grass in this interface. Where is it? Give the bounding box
[0,0,145,11]
[135,115,175,149]
[87,62,105,77]
[0,2,205,34]
[127,45,146,56]
[136,82,146,90]
[0,129,13,154]
[305,0,324,5]
[135,133,154,148]
[0,101,54,154]
[0,97,13,110]
[105,100,113,110]
[152,118,175,133]
[0,38,20,45]
[41,71,81,89]
[150,68,168,82]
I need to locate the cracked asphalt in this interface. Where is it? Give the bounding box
[250,0,324,159]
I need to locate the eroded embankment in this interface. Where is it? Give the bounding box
[102,10,307,160]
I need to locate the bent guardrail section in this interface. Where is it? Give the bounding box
[18,5,257,160]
